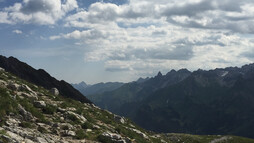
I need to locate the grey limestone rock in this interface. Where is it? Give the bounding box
[34,101,46,108]
[114,115,125,124]
[50,88,59,96]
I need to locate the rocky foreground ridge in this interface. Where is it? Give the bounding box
[1,67,254,143]
[0,55,91,103]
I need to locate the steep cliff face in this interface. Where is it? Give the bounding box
[0,55,91,103]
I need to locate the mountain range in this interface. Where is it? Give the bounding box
[72,81,124,96]
[2,55,253,142]
[87,64,254,138]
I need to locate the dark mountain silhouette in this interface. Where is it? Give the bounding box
[0,55,91,103]
[88,64,254,138]
[87,69,191,116]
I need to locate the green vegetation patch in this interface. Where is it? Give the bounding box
[38,126,48,134]
[81,122,93,129]
[0,88,18,126]
[19,121,33,128]
[42,104,57,115]
[75,129,87,139]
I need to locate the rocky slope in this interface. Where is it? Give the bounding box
[0,55,91,103]
[1,64,254,142]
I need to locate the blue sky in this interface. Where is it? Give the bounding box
[0,0,254,84]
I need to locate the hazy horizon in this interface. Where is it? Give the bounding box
[1,0,254,84]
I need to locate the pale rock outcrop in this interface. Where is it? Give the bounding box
[7,82,20,91]
[17,92,38,100]
[50,88,59,96]
[60,123,74,130]
[101,131,132,143]
[66,111,87,123]
[6,131,24,142]
[20,84,37,95]
[37,137,48,143]
[61,130,76,137]
[114,115,125,124]
[5,118,20,127]
[18,104,33,121]
[125,127,149,139]
[57,107,67,113]
[0,79,7,88]
[34,101,46,108]
[0,67,5,72]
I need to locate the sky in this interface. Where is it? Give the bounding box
[0,0,254,84]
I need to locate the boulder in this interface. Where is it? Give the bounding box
[126,127,149,139]
[60,123,74,130]
[57,107,66,113]
[0,67,5,72]
[67,111,87,123]
[5,118,21,127]
[6,131,24,142]
[114,115,125,124]
[37,137,48,143]
[66,107,76,111]
[34,101,46,108]
[17,92,38,100]
[18,104,33,121]
[20,84,36,95]
[0,79,7,88]
[61,130,76,137]
[24,139,35,143]
[50,88,59,96]
[101,131,131,143]
[67,130,76,137]
[7,82,20,91]
[1,135,15,142]
[92,124,100,129]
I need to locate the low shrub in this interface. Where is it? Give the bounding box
[75,129,87,139]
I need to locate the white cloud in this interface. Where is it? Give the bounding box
[1,0,78,25]
[2,0,254,79]
[12,29,22,34]
[0,12,13,24]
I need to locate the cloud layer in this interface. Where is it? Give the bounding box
[1,0,78,25]
[1,0,254,79]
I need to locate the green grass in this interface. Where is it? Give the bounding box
[38,126,48,133]
[0,130,8,143]
[0,88,18,126]
[42,104,57,115]
[66,113,81,124]
[75,129,87,139]
[17,97,44,119]
[81,122,93,129]
[114,125,150,143]
[19,121,33,128]
[97,134,114,143]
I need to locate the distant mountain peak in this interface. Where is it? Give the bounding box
[80,81,88,86]
[178,68,190,73]
[156,71,163,77]
[136,77,150,83]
